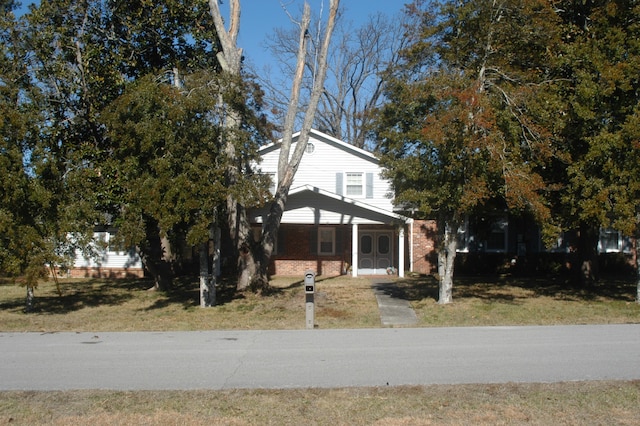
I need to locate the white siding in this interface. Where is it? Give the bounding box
[258,131,394,211]
[250,187,401,225]
[74,231,142,269]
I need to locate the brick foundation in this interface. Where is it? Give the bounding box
[68,267,145,279]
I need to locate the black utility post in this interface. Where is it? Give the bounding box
[304,270,315,329]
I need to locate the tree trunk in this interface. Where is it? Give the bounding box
[237,242,257,291]
[24,285,35,313]
[254,0,340,291]
[437,219,458,305]
[139,216,173,291]
[576,222,599,287]
[209,0,340,293]
[633,221,640,303]
[199,242,216,307]
[208,0,252,291]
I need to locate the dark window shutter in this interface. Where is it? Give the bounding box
[366,173,374,198]
[336,172,343,195]
[309,227,318,254]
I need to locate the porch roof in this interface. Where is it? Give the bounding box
[250,185,410,226]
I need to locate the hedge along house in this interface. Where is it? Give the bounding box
[250,129,414,278]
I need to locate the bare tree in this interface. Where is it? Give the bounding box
[258,7,407,148]
[209,0,340,291]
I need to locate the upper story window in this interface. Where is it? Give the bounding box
[266,172,276,195]
[336,172,373,198]
[346,172,363,196]
[305,143,315,154]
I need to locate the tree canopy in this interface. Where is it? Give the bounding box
[0,0,271,297]
[375,0,563,303]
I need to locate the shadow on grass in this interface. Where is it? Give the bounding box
[0,278,149,314]
[395,274,638,304]
[142,275,245,311]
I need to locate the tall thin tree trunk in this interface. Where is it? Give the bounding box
[199,242,216,307]
[24,285,35,313]
[139,216,173,291]
[437,219,458,305]
[208,0,256,291]
[256,0,340,288]
[633,223,640,303]
[577,222,599,287]
[210,0,340,292]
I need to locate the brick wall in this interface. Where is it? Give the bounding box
[68,267,145,279]
[269,224,350,277]
[412,219,437,275]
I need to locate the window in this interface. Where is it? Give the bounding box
[346,172,363,196]
[378,234,390,254]
[486,218,508,252]
[318,227,335,255]
[361,235,372,254]
[599,228,632,253]
[305,143,315,154]
[265,172,276,195]
[456,219,470,253]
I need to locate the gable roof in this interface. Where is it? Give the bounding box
[258,128,379,164]
[249,184,409,225]
[288,185,407,222]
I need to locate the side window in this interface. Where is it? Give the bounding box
[486,218,508,252]
[318,227,335,255]
[266,172,276,195]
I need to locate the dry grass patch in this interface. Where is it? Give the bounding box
[1,381,639,425]
[1,273,639,332]
[397,275,640,327]
[0,275,380,332]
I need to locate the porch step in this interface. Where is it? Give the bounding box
[370,279,418,327]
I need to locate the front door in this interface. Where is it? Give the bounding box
[358,231,393,275]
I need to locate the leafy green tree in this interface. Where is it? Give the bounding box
[548,0,640,286]
[100,71,269,290]
[0,1,97,308]
[375,0,561,303]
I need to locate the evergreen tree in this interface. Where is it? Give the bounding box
[549,0,640,285]
[375,0,561,303]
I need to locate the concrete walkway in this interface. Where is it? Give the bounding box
[369,277,418,326]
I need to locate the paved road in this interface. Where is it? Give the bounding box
[1,325,639,390]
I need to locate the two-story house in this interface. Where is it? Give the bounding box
[250,129,414,277]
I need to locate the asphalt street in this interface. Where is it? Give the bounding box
[1,324,639,390]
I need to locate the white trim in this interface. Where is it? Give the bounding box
[345,171,364,197]
[258,128,379,162]
[287,184,409,222]
[352,223,359,277]
[398,227,405,278]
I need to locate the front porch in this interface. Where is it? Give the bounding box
[266,224,406,278]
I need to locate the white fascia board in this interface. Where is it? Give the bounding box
[288,184,409,223]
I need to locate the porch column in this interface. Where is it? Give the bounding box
[352,223,358,277]
[398,226,405,278]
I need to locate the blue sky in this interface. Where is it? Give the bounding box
[234,1,407,70]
